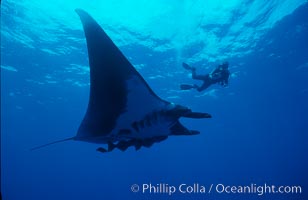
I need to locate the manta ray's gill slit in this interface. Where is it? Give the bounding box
[145,115,152,127]
[131,111,161,133]
[127,110,175,138]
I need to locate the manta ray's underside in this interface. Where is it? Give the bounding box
[32,9,211,153]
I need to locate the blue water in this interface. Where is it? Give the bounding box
[1,1,308,200]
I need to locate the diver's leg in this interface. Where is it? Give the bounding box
[192,70,208,80]
[197,81,211,92]
[183,63,208,80]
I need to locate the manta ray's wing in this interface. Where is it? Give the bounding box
[75,9,169,139]
[30,10,211,152]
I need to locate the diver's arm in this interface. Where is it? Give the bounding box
[225,71,230,85]
[225,78,229,85]
[221,72,229,86]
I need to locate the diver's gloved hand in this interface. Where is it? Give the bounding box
[211,72,222,81]
[220,81,228,87]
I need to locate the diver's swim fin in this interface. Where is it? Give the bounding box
[180,84,196,90]
[183,63,192,70]
[182,62,194,71]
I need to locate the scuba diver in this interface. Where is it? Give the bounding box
[180,62,230,92]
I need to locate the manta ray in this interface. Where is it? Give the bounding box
[32,9,211,153]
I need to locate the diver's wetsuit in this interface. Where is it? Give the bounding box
[210,66,230,86]
[191,69,213,91]
[181,62,230,92]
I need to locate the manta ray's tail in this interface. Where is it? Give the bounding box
[30,137,75,151]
